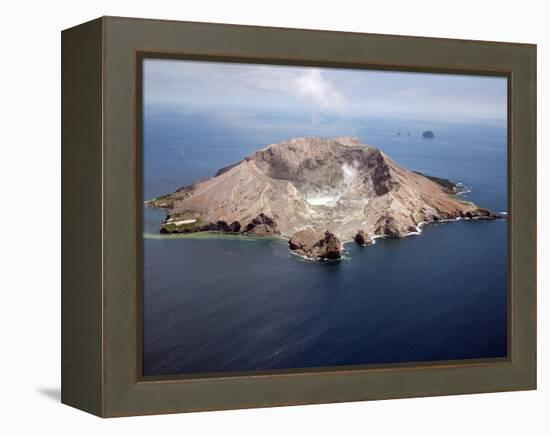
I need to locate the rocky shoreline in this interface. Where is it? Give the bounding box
[151,208,503,261]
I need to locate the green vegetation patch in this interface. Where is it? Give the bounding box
[413,171,462,194]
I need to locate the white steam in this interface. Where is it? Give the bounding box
[293,70,347,114]
[306,161,359,207]
[306,196,338,207]
[341,162,358,187]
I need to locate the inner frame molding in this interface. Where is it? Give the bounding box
[135,53,512,381]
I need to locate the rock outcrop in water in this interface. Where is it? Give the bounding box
[289,229,342,260]
[354,230,372,246]
[147,137,500,260]
[422,130,435,138]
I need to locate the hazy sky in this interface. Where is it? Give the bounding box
[143,58,507,123]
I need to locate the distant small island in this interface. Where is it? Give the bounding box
[147,137,500,260]
[422,130,435,138]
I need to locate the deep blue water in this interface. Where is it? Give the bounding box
[142,110,507,376]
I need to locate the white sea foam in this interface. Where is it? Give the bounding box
[369,234,388,245]
[402,230,422,237]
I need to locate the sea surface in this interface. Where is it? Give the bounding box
[142,110,508,376]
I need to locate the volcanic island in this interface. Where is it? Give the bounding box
[146,137,501,260]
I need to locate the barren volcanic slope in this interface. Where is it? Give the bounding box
[147,137,499,259]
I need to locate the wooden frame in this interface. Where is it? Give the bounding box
[62,16,537,417]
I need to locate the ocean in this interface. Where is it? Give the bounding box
[142,109,507,376]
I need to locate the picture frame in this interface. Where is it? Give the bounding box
[61,16,536,417]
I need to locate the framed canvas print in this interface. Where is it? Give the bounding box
[61,16,536,417]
